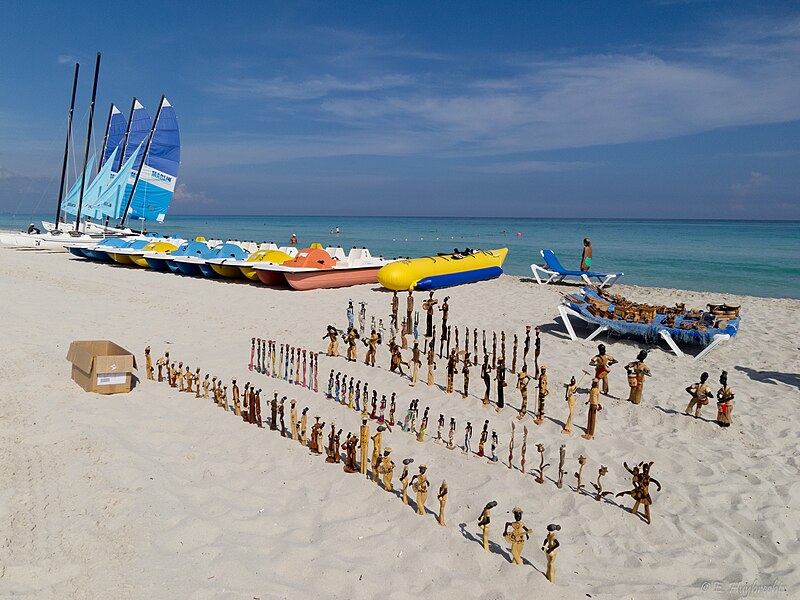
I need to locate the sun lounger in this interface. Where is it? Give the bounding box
[531,250,623,288]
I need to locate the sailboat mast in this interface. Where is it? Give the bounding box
[74,51,101,231]
[118,97,137,172]
[54,62,79,231]
[119,94,165,229]
[99,103,114,170]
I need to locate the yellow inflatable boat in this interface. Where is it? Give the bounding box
[377,248,508,291]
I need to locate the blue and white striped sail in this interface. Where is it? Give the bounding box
[95,143,142,220]
[125,97,180,223]
[61,154,97,217]
[101,105,127,170]
[121,100,151,172]
[80,147,120,220]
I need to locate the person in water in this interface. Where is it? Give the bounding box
[289,233,298,244]
[580,238,593,272]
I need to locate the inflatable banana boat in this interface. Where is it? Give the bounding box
[377,248,508,291]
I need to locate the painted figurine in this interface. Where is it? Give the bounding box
[590,343,617,395]
[508,421,515,469]
[562,376,577,434]
[625,350,651,404]
[411,464,430,515]
[581,378,601,440]
[503,507,531,565]
[556,444,567,489]
[447,417,456,449]
[685,372,713,418]
[520,425,528,474]
[541,524,561,583]
[477,420,489,457]
[463,421,473,454]
[534,365,549,425]
[516,365,531,420]
[437,481,448,526]
[477,501,498,552]
[535,443,549,484]
[495,355,506,411]
[575,455,587,493]
[359,418,370,475]
[592,465,613,501]
[377,447,396,492]
[481,356,492,406]
[400,458,413,504]
[324,325,339,357]
[290,399,298,441]
[616,461,661,524]
[489,430,498,463]
[716,370,734,427]
[144,346,153,380]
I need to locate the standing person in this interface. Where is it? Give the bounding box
[580,238,593,272]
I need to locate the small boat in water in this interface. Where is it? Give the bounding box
[252,246,395,290]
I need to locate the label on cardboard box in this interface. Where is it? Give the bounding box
[97,372,127,386]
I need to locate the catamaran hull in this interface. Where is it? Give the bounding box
[283,267,382,291]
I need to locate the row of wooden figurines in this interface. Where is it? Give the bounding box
[248,338,319,391]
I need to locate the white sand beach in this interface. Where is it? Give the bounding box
[0,246,798,599]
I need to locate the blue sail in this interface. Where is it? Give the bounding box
[61,154,97,217]
[96,143,142,221]
[121,100,151,172]
[125,97,180,223]
[81,147,120,220]
[102,105,127,170]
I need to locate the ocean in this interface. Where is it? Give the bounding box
[1,213,798,300]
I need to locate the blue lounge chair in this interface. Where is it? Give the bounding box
[530,249,623,289]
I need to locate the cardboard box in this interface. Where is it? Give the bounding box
[66,340,137,394]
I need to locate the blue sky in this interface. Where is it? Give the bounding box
[1,0,798,218]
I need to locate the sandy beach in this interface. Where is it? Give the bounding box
[1,246,798,599]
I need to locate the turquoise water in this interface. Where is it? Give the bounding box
[2,213,798,299]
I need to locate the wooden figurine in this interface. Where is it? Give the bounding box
[556,444,567,489]
[491,332,497,368]
[364,331,378,367]
[562,376,577,434]
[324,325,339,357]
[400,318,408,349]
[389,394,396,426]
[625,350,651,404]
[461,351,471,398]
[220,385,228,411]
[581,379,601,440]
[270,393,278,431]
[232,379,241,417]
[616,461,661,524]
[278,397,286,436]
[290,399,298,441]
[535,443,548,484]
[447,417,456,450]
[377,448,396,491]
[255,339,262,373]
[523,325,531,364]
[437,481,448,526]
[359,300,367,336]
[426,343,436,386]
[299,408,308,447]
[533,326,541,379]
[477,501,498,552]
[423,293,438,338]
[716,370,734,427]
[359,418,370,475]
[417,410,428,442]
[343,433,358,473]
[534,365,549,425]
[473,327,479,365]
[495,355,506,411]
[477,420,489,457]
[511,334,518,373]
[156,356,165,382]
[489,430,499,463]
[410,341,421,385]
[436,414,444,442]
[346,327,359,362]
[592,465,612,501]
[249,338,255,371]
[400,458,414,504]
[589,343,617,396]
[462,421,473,454]
[500,330,506,364]
[541,524,561,583]
[411,464,430,515]
[684,372,713,418]
[253,389,263,427]
[575,455,587,493]
[144,346,153,380]
[508,421,515,469]
[309,417,324,454]
[439,296,449,337]
[177,362,184,391]
[516,365,531,420]
[481,356,492,406]
[406,291,413,335]
[370,426,385,483]
[520,426,528,474]
[503,507,531,565]
[326,425,342,463]
[185,367,193,394]
[445,349,457,393]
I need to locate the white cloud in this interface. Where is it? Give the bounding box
[731,171,771,197]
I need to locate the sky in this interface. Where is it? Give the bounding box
[0,0,799,219]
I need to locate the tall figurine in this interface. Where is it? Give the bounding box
[582,378,601,440]
[343,432,358,473]
[516,365,531,420]
[377,448,396,491]
[440,296,449,337]
[534,365,549,425]
[590,343,617,396]
[461,351,471,398]
[410,341,422,385]
[495,355,506,412]
[249,338,255,372]
[346,327,359,362]
[616,461,661,525]
[302,349,307,387]
[326,370,334,399]
[562,376,577,434]
[411,464,430,515]
[299,407,308,447]
[177,362,184,391]
[556,444,567,489]
[541,524,561,583]
[241,382,249,420]
[500,330,506,364]
[400,317,409,349]
[462,421,473,454]
[417,410,428,442]
[270,392,278,431]
[364,330,378,367]
[253,389,263,428]
[481,355,492,406]
[325,424,339,463]
[491,331,497,368]
[359,300,367,336]
[511,334,518,373]
[278,397,286,436]
[290,399,298,441]
[447,417,456,450]
[625,350,651,404]
[255,339,262,373]
[426,342,436,386]
[473,327,479,365]
[423,293,438,339]
[685,372,713,418]
[508,421,515,469]
[389,393,396,426]
[535,443,548,484]
[503,507,531,566]
[400,458,414,504]
[592,465,612,501]
[436,414,445,442]
[391,291,399,327]
[575,455,587,493]
[309,417,325,455]
[489,430,499,463]
[533,326,541,379]
[716,370,734,428]
[477,501,498,552]
[144,346,153,380]
[477,420,489,457]
[370,426,385,483]
[437,481,448,526]
[359,418,370,475]
[347,300,355,330]
[232,379,241,417]
[406,291,413,335]
[445,349,457,393]
[194,368,201,399]
[324,325,339,357]
[520,426,528,474]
